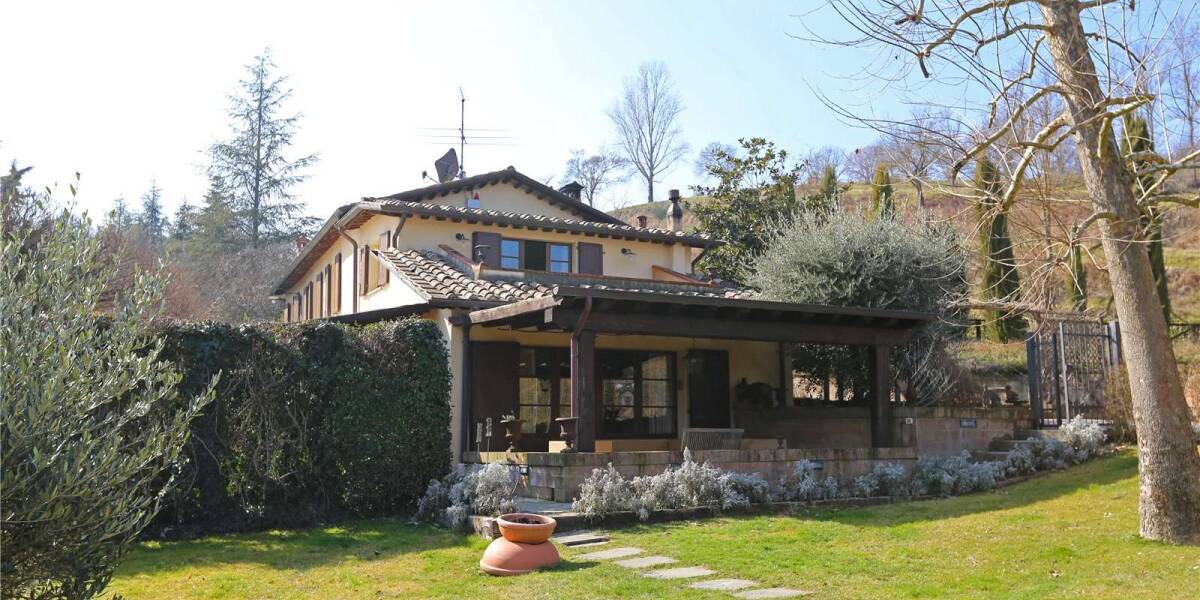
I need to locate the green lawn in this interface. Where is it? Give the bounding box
[110,451,1199,599]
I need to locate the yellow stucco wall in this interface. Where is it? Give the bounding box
[279,180,701,320]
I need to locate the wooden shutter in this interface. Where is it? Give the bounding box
[378,232,390,284]
[361,246,370,294]
[688,350,731,428]
[316,273,324,318]
[470,341,521,451]
[334,253,342,313]
[578,242,604,275]
[472,232,502,268]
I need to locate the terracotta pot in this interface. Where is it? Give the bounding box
[496,513,557,544]
[479,536,560,576]
[501,418,524,452]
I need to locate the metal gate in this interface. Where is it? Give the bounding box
[1026,320,1122,428]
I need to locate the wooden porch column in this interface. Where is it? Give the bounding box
[869,344,893,447]
[459,321,472,456]
[571,329,596,452]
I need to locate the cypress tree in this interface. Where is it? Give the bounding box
[1121,115,1170,321]
[139,179,168,246]
[975,157,1024,341]
[870,163,894,219]
[818,164,839,203]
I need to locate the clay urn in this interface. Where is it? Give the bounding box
[554,417,579,453]
[496,513,557,544]
[479,514,560,576]
[501,417,524,452]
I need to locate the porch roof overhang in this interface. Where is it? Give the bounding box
[452,288,936,346]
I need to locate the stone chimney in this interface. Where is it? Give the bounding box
[558,181,584,201]
[637,215,648,228]
[668,189,683,232]
[295,236,310,252]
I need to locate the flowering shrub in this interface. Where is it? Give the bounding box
[909,452,1001,496]
[721,472,772,506]
[853,462,908,498]
[572,464,634,520]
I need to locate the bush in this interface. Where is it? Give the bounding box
[572,464,635,520]
[1061,417,1107,461]
[909,452,1000,496]
[2,207,213,600]
[750,210,968,405]
[786,459,841,501]
[150,317,451,537]
[416,462,518,528]
[721,472,772,506]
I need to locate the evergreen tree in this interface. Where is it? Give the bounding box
[106,197,133,230]
[1121,115,1170,321]
[171,198,196,240]
[818,164,839,202]
[975,157,1025,341]
[869,163,894,219]
[191,177,241,256]
[138,178,168,246]
[207,48,318,247]
[1066,241,1088,311]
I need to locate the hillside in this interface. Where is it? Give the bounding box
[610,181,1200,322]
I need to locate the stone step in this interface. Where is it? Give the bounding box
[642,566,716,579]
[689,579,758,592]
[577,547,643,561]
[734,588,813,599]
[614,555,678,569]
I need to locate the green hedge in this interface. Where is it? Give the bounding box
[149,318,450,537]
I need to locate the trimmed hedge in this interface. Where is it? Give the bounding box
[148,318,450,537]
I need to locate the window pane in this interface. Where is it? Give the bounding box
[601,379,637,435]
[524,241,547,271]
[642,354,669,379]
[643,406,675,435]
[519,405,551,434]
[501,239,520,257]
[518,348,536,377]
[643,380,671,405]
[550,260,570,273]
[550,244,570,261]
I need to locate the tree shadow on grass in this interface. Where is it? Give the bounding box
[788,451,1138,529]
[116,518,480,577]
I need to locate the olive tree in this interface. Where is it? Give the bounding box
[1,194,212,599]
[750,209,967,405]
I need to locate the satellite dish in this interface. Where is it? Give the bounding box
[434,149,459,183]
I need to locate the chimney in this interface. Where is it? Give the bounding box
[558,181,584,201]
[295,236,310,252]
[637,215,648,228]
[668,189,683,232]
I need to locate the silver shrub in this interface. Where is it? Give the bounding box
[415,462,517,528]
[788,459,840,501]
[853,471,880,498]
[572,464,634,520]
[1061,417,1106,461]
[1003,445,1037,477]
[721,472,772,507]
[909,452,1000,496]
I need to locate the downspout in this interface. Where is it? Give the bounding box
[574,295,594,333]
[336,223,359,314]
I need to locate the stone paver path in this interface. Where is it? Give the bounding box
[689,579,759,591]
[577,547,643,561]
[614,556,677,569]
[642,566,716,579]
[567,542,809,598]
[734,588,813,598]
[553,531,608,546]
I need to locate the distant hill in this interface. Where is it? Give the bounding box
[609,181,1200,321]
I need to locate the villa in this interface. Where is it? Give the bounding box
[273,167,1028,501]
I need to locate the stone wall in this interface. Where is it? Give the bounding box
[463,446,917,503]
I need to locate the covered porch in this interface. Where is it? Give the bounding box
[451,288,934,461]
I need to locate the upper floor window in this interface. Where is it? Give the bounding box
[466,193,481,209]
[499,237,572,273]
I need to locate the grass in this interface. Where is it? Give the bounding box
[108,451,1200,599]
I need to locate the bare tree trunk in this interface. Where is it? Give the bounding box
[1043,1,1200,544]
[913,178,924,210]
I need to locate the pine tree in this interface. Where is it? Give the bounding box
[818,165,839,203]
[1066,241,1088,311]
[870,163,894,219]
[1121,115,1170,321]
[172,198,196,240]
[138,179,168,246]
[191,177,241,256]
[975,157,1024,341]
[107,197,132,230]
[207,48,318,247]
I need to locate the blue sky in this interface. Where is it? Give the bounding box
[4,1,950,218]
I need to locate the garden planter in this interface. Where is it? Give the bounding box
[554,417,578,452]
[496,513,557,544]
[501,418,524,452]
[480,514,559,576]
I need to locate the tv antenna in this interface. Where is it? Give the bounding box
[458,87,466,179]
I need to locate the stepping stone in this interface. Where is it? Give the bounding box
[642,566,716,579]
[569,540,610,548]
[577,547,643,560]
[734,588,812,599]
[553,531,608,546]
[614,555,678,569]
[689,579,759,591]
